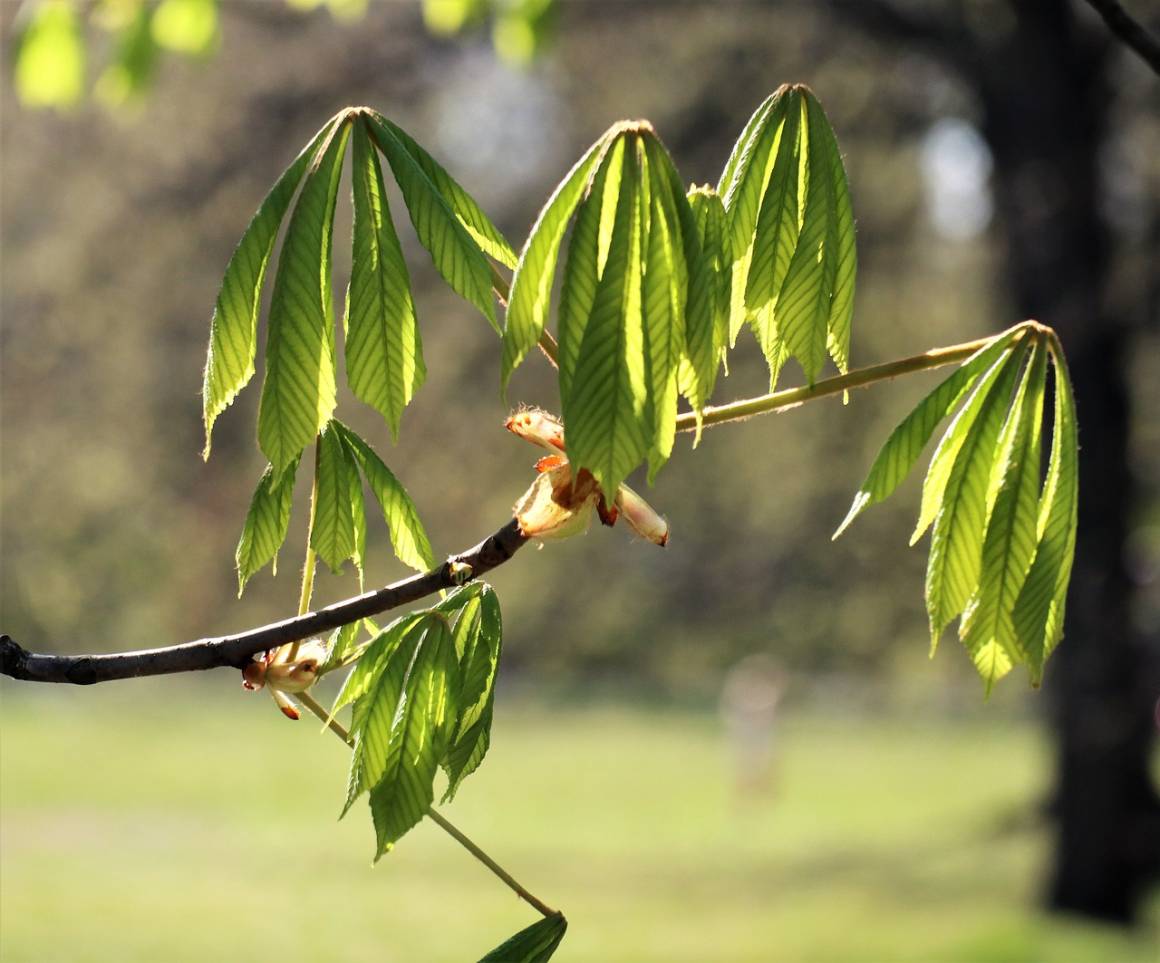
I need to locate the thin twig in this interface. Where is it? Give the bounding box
[0,520,528,685]
[1082,0,1160,75]
[294,690,558,918]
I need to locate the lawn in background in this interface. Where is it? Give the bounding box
[1,680,1156,962]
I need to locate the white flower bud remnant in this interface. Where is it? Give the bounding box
[505,407,566,452]
[242,639,328,720]
[614,483,669,546]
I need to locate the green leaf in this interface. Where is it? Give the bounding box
[366,616,459,858]
[203,118,335,458]
[321,619,365,675]
[366,114,498,331]
[443,584,502,801]
[311,422,364,577]
[234,456,300,595]
[502,133,610,392]
[681,187,730,415]
[479,914,568,963]
[562,134,649,498]
[638,144,683,481]
[833,331,1020,539]
[346,118,426,442]
[1013,342,1079,681]
[331,613,427,727]
[924,343,1027,649]
[14,0,85,109]
[371,114,516,268]
[335,423,435,572]
[960,342,1048,689]
[151,0,218,55]
[257,119,351,475]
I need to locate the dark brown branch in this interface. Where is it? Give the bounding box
[0,519,527,686]
[1082,0,1160,74]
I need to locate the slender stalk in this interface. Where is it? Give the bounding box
[676,324,1029,434]
[290,438,323,659]
[294,690,558,919]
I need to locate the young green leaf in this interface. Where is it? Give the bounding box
[311,422,364,577]
[681,187,730,415]
[346,118,426,442]
[235,456,300,595]
[331,612,427,726]
[960,342,1048,689]
[366,114,498,331]
[479,914,568,963]
[562,133,649,498]
[924,343,1027,649]
[833,330,1020,538]
[367,616,459,858]
[320,619,366,675]
[203,118,335,458]
[502,133,611,392]
[257,119,351,476]
[1013,341,1079,681]
[370,113,516,269]
[335,423,435,573]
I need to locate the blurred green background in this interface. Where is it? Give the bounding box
[2,1,1157,960]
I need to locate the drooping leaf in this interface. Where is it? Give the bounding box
[960,342,1048,689]
[479,914,568,963]
[203,118,335,458]
[321,619,366,675]
[331,612,427,727]
[366,114,498,331]
[235,456,300,595]
[682,186,730,414]
[311,421,363,576]
[257,119,351,475]
[562,133,649,498]
[335,423,435,572]
[924,343,1027,648]
[502,133,611,392]
[370,113,516,269]
[442,584,502,801]
[1013,341,1079,682]
[367,616,459,858]
[833,330,1021,538]
[346,118,426,441]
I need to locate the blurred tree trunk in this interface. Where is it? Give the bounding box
[829,0,1160,923]
[975,0,1159,924]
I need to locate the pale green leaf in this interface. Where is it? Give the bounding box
[1013,342,1079,681]
[961,342,1048,688]
[924,343,1027,647]
[682,187,730,413]
[371,114,516,269]
[502,133,610,392]
[311,422,362,575]
[152,0,218,55]
[479,914,568,963]
[367,616,459,858]
[14,1,85,109]
[320,619,365,675]
[235,456,300,595]
[562,134,649,498]
[335,423,435,572]
[257,120,351,475]
[367,114,498,331]
[833,332,1020,539]
[203,119,335,458]
[331,613,426,729]
[346,118,426,442]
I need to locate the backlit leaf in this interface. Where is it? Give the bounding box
[257,119,351,475]
[311,422,363,576]
[479,914,568,963]
[346,119,426,441]
[203,118,335,457]
[235,456,300,595]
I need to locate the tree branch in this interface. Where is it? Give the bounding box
[1082,0,1160,74]
[0,519,527,686]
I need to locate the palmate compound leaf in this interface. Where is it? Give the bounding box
[310,421,365,579]
[833,324,1080,689]
[235,455,300,595]
[366,113,501,332]
[719,85,856,387]
[202,117,336,458]
[682,186,731,421]
[257,119,351,476]
[479,913,568,963]
[346,118,426,443]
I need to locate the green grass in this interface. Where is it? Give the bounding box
[1,680,1156,962]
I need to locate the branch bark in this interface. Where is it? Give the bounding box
[0,519,527,686]
[1082,0,1160,74]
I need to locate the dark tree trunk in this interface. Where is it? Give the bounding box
[974,0,1159,924]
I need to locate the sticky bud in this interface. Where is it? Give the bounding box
[514,462,600,540]
[614,484,669,546]
[505,408,566,452]
[242,639,328,720]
